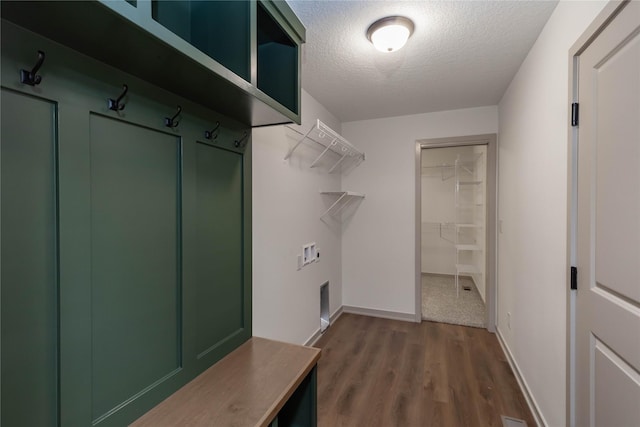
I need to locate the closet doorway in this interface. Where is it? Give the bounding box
[414,135,497,331]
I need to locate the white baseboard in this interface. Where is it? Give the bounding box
[496,327,547,427]
[304,306,344,347]
[342,305,415,322]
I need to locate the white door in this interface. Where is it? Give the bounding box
[575,2,640,426]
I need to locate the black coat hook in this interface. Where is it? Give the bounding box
[234,131,249,148]
[204,122,220,139]
[165,105,182,128]
[108,84,128,111]
[20,50,45,86]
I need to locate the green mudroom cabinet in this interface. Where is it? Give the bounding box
[2,0,305,126]
[0,1,311,426]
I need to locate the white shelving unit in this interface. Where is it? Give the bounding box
[285,119,365,173]
[319,191,365,218]
[421,164,455,181]
[454,153,484,296]
[455,244,481,251]
[455,264,480,274]
[284,120,366,221]
[456,223,482,228]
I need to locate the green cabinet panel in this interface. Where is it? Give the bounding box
[89,114,182,421]
[153,0,251,82]
[195,143,244,357]
[192,1,250,82]
[152,0,191,42]
[278,367,318,427]
[0,89,59,427]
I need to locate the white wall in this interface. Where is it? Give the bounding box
[341,106,498,315]
[252,90,343,345]
[497,1,606,426]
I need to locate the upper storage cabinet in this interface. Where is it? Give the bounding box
[0,0,305,126]
[257,1,298,114]
[152,1,250,82]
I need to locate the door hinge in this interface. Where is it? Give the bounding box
[571,103,579,127]
[571,266,578,290]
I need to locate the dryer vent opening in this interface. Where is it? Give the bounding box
[320,282,329,332]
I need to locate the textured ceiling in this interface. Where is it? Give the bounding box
[286,0,558,122]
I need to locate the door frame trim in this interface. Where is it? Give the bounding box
[414,134,497,333]
[566,2,630,426]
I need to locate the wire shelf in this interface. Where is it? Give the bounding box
[285,119,365,173]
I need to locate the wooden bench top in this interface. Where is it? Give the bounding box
[130,337,321,427]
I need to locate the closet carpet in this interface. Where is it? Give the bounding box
[422,274,486,328]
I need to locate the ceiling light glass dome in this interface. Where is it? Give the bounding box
[367,16,415,53]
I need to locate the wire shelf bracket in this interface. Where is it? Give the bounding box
[285,119,365,173]
[320,191,365,218]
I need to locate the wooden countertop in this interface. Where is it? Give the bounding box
[130,337,321,427]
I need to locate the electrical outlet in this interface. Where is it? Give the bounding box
[302,242,317,266]
[303,244,310,265]
[507,312,511,330]
[310,243,317,263]
[301,242,318,267]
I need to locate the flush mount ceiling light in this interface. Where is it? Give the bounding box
[367,16,415,53]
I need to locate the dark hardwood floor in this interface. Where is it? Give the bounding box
[314,313,536,427]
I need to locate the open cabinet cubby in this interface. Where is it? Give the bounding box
[152,0,250,82]
[257,1,298,114]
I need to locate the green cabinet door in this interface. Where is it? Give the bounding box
[1,89,59,427]
[89,114,182,423]
[195,143,246,361]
